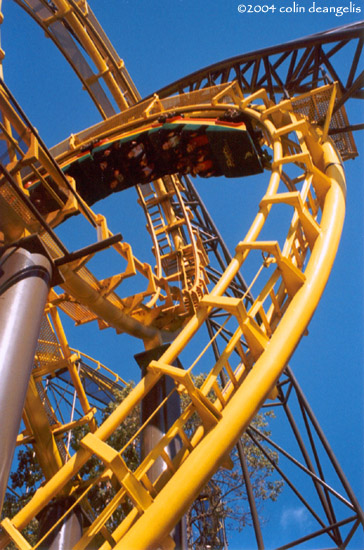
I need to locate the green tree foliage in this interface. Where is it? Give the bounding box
[2,447,43,547]
[182,375,283,549]
[2,379,282,549]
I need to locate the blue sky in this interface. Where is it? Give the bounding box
[2,1,363,548]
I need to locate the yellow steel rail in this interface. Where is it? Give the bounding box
[15,311,126,482]
[0,84,347,549]
[0,82,258,340]
[9,0,140,116]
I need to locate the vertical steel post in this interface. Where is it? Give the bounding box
[37,497,83,550]
[286,366,364,526]
[135,345,187,550]
[0,242,53,511]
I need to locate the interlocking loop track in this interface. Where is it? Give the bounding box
[0,3,362,549]
[0,82,348,548]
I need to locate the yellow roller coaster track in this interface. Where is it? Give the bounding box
[0,79,347,548]
[0,2,361,549]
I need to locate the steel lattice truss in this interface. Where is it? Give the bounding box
[154,21,364,131]
[1,3,363,549]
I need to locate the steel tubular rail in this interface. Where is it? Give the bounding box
[1,77,162,347]
[57,263,161,341]
[116,141,347,550]
[12,0,140,116]
[1,5,360,547]
[0,92,350,548]
[181,174,253,304]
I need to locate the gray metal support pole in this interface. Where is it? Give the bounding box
[37,496,83,550]
[135,345,187,550]
[0,244,53,512]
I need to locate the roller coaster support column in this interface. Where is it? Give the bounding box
[0,237,55,512]
[135,345,187,550]
[37,496,83,550]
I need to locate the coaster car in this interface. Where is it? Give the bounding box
[25,112,266,216]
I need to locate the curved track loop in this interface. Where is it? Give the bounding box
[0,83,347,549]
[0,80,259,342]
[12,0,140,116]
[0,79,162,345]
[1,3,361,548]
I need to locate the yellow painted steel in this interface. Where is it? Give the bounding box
[0,3,354,548]
[22,376,64,480]
[117,142,346,550]
[0,81,349,549]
